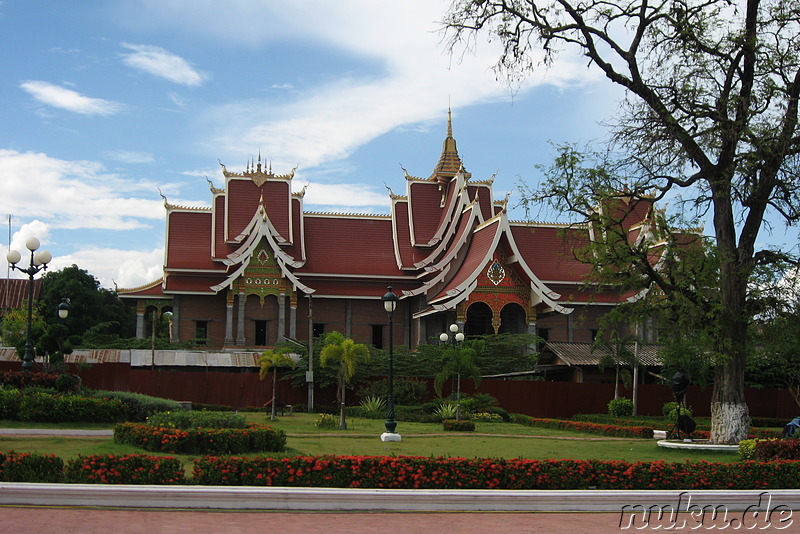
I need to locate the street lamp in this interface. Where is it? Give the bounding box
[57,298,70,319]
[439,323,465,401]
[381,286,401,442]
[7,237,53,372]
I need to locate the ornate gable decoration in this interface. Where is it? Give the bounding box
[235,239,285,303]
[220,154,296,187]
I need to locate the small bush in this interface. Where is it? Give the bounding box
[55,373,79,393]
[608,397,633,417]
[314,413,338,429]
[754,438,800,461]
[442,419,475,431]
[357,378,429,405]
[739,439,757,460]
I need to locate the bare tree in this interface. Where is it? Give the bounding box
[444,0,800,443]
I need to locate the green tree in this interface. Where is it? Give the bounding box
[258,349,299,420]
[0,304,46,361]
[41,265,135,342]
[319,332,370,430]
[434,344,481,420]
[444,0,800,443]
[593,331,637,404]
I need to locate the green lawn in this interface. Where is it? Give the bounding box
[0,412,740,473]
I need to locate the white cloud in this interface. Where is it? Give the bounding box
[0,149,164,231]
[301,182,388,210]
[104,150,156,164]
[51,245,165,289]
[19,81,123,116]
[120,43,206,86]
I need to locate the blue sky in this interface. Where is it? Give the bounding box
[1,0,645,288]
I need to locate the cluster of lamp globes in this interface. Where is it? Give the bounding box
[440,323,465,343]
[6,237,52,271]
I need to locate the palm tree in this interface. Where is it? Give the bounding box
[319,331,370,430]
[434,344,481,420]
[258,349,298,420]
[593,331,638,410]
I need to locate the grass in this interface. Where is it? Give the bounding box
[0,412,740,476]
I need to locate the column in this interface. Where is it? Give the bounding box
[345,300,352,338]
[171,296,180,342]
[277,292,286,342]
[225,290,234,346]
[289,291,297,339]
[236,291,246,346]
[135,301,145,339]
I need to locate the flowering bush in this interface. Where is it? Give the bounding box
[113,422,286,454]
[472,412,503,423]
[754,438,800,461]
[443,419,476,431]
[191,455,800,490]
[510,414,655,438]
[0,451,64,482]
[0,370,59,389]
[64,454,185,484]
[314,414,338,429]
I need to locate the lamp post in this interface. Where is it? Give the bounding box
[7,237,53,372]
[380,286,401,442]
[439,323,465,416]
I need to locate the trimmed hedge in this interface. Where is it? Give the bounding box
[510,414,655,438]
[192,455,800,489]
[90,390,182,422]
[754,439,800,461]
[64,454,185,484]
[0,388,127,423]
[113,422,287,454]
[0,451,64,482]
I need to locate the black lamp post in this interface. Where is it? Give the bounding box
[57,298,70,320]
[7,237,52,372]
[380,286,401,442]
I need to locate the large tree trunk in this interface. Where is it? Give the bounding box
[709,227,752,443]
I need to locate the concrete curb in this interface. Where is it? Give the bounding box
[1,483,799,512]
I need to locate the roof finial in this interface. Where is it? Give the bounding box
[447,107,453,138]
[257,151,262,173]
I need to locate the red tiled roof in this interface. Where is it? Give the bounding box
[508,223,592,282]
[299,215,402,277]
[430,216,501,303]
[226,179,262,240]
[166,210,223,271]
[0,278,42,311]
[263,180,291,242]
[409,181,445,246]
[118,279,165,298]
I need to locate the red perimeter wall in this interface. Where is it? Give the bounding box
[2,362,795,419]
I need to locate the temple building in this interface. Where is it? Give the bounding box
[119,115,654,355]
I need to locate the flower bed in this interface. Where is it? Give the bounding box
[113,422,286,454]
[510,414,655,438]
[5,451,800,489]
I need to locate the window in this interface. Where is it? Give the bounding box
[590,328,600,341]
[255,320,268,345]
[537,327,550,341]
[371,324,384,349]
[313,323,325,338]
[195,321,208,345]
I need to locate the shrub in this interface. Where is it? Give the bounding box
[146,410,247,429]
[90,390,182,422]
[0,451,64,482]
[65,454,185,484]
[55,373,79,393]
[461,393,499,412]
[359,395,386,417]
[739,439,758,460]
[608,397,633,417]
[113,422,286,454]
[16,391,127,423]
[0,370,59,389]
[443,419,475,431]
[510,413,655,439]
[433,402,458,420]
[754,438,800,461]
[472,412,503,423]
[662,401,692,421]
[314,413,338,429]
